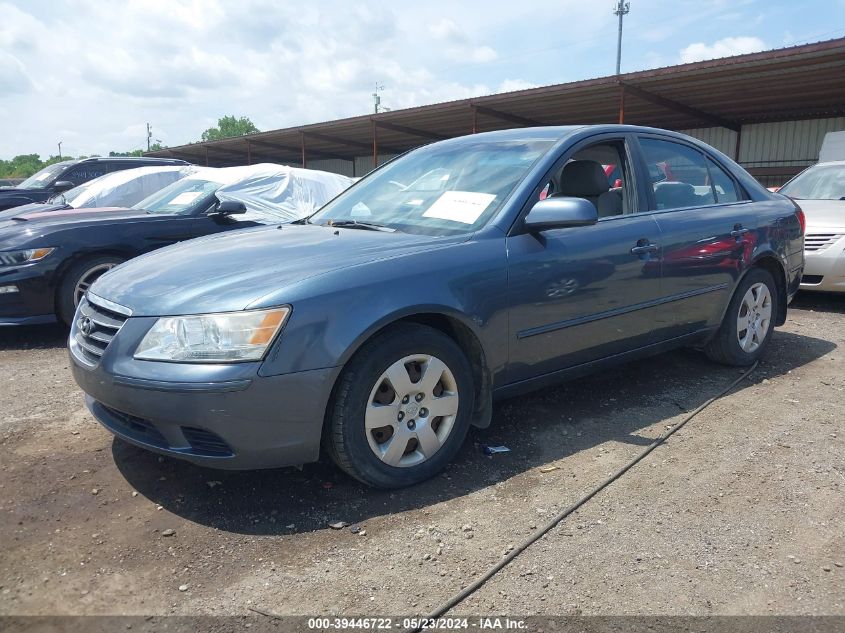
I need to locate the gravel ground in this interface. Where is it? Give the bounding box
[1,292,843,618]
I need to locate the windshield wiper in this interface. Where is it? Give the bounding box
[326,219,396,232]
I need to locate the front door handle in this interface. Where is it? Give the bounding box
[731,224,750,238]
[631,241,659,255]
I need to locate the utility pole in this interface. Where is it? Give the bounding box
[614,0,630,75]
[57,141,62,159]
[146,122,152,151]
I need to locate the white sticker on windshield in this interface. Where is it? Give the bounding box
[422,191,496,224]
[35,172,52,181]
[169,191,202,205]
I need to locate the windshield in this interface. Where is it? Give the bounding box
[310,138,556,235]
[133,177,223,215]
[18,163,68,190]
[49,174,109,206]
[779,164,845,200]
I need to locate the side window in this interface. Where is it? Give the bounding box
[639,138,716,210]
[537,139,632,218]
[706,156,741,203]
[61,164,108,185]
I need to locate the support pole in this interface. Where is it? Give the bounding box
[204,146,209,167]
[734,126,742,162]
[372,120,378,168]
[300,132,307,168]
[618,84,626,124]
[471,105,478,134]
[246,140,252,165]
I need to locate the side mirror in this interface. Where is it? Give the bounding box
[52,180,75,192]
[523,197,598,232]
[210,200,247,216]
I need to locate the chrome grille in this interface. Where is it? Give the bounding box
[72,294,130,366]
[805,233,844,252]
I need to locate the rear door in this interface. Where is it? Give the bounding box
[506,134,668,383]
[635,134,758,338]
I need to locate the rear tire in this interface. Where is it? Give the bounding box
[56,255,124,325]
[704,267,777,366]
[325,323,474,489]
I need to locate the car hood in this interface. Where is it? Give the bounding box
[0,207,144,247]
[0,202,69,220]
[796,199,845,230]
[91,224,465,316]
[0,187,41,196]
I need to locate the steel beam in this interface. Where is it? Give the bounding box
[472,105,543,127]
[373,120,448,141]
[620,81,740,131]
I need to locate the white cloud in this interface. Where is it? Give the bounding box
[496,79,539,93]
[680,36,767,63]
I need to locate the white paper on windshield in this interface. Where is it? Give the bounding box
[350,202,372,217]
[422,191,496,224]
[170,191,202,205]
[35,172,52,181]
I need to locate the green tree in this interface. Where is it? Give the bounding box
[201,115,259,142]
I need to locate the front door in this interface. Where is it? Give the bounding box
[506,137,668,384]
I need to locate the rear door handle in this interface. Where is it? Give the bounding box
[631,242,659,255]
[730,225,750,237]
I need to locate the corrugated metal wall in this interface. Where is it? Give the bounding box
[679,127,739,158]
[354,154,398,176]
[738,117,845,167]
[306,158,356,177]
[682,117,845,166]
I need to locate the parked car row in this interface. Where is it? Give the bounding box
[50,125,804,488]
[0,163,353,326]
[0,157,189,211]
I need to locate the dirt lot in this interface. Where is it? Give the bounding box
[1,293,843,618]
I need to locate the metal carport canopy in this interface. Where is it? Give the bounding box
[148,37,845,168]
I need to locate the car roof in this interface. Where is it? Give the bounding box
[436,124,721,146]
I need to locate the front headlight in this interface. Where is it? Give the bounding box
[0,248,55,267]
[134,307,291,362]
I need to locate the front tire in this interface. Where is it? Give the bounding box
[325,323,474,488]
[704,267,777,366]
[57,255,124,325]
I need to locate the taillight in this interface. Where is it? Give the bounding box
[795,205,806,235]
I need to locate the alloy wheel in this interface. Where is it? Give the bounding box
[736,282,772,353]
[74,263,118,307]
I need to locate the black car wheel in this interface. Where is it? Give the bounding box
[704,267,777,366]
[57,255,124,325]
[325,323,474,488]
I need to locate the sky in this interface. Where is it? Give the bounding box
[1,0,844,160]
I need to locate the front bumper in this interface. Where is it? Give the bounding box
[69,306,339,469]
[0,264,57,325]
[801,233,845,293]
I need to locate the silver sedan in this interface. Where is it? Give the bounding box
[779,160,845,293]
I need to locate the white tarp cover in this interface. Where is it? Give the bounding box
[65,166,196,209]
[212,163,354,222]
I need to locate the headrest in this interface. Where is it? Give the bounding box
[558,160,610,198]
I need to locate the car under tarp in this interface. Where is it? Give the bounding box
[210,163,354,222]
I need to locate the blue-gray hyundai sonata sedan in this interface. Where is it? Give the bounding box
[69,125,805,488]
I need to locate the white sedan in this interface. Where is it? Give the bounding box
[779,160,845,293]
